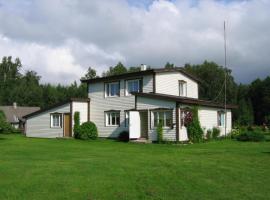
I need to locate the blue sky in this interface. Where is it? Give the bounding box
[0,0,269,84]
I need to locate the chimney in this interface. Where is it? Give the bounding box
[13,102,17,109]
[140,64,147,71]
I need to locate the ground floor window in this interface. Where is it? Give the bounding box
[152,110,172,128]
[106,111,120,126]
[218,111,225,126]
[50,113,62,128]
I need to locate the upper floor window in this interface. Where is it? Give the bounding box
[152,110,172,128]
[217,111,225,126]
[105,82,120,97]
[125,79,142,96]
[105,111,120,126]
[179,80,187,97]
[50,113,62,128]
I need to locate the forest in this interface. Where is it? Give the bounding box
[0,56,269,126]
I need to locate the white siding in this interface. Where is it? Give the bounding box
[72,102,89,135]
[155,72,198,98]
[25,103,70,138]
[198,107,232,136]
[137,96,176,141]
[89,75,153,138]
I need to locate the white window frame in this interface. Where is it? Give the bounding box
[152,110,173,129]
[105,82,120,97]
[179,80,187,97]
[50,113,62,128]
[105,111,120,126]
[125,111,129,127]
[217,111,225,127]
[125,79,141,96]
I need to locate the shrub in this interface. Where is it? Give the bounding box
[118,131,129,142]
[186,107,204,143]
[0,110,16,134]
[212,127,220,139]
[206,129,212,140]
[157,121,163,143]
[73,112,80,139]
[236,131,265,142]
[76,121,98,140]
[229,128,242,139]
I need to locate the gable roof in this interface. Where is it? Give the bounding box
[81,67,201,84]
[133,92,237,109]
[23,98,90,119]
[0,106,40,123]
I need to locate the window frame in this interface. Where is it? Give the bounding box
[50,113,62,128]
[125,79,142,96]
[151,110,173,129]
[105,111,121,127]
[217,111,225,127]
[179,80,187,97]
[105,81,120,97]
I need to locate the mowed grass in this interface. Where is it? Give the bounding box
[0,134,270,200]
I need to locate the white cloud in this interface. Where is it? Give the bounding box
[0,0,269,83]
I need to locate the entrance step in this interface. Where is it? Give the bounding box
[130,138,151,144]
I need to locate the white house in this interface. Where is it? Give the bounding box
[24,66,236,141]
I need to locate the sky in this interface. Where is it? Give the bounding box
[0,0,269,84]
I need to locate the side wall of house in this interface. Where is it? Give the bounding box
[71,101,89,135]
[198,107,232,136]
[25,103,70,138]
[136,96,176,141]
[155,72,198,98]
[89,75,153,138]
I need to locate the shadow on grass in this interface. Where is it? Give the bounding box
[261,152,270,154]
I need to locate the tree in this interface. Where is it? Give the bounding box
[102,62,127,77]
[164,62,175,69]
[82,67,97,79]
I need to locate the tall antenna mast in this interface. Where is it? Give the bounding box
[224,21,227,137]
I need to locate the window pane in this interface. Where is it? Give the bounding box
[165,111,172,127]
[158,111,164,125]
[133,81,139,92]
[106,84,110,96]
[116,113,120,125]
[128,81,133,93]
[154,112,158,127]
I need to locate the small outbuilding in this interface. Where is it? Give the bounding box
[23,98,90,138]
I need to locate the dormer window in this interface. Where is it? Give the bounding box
[125,79,142,96]
[179,80,187,97]
[105,82,120,97]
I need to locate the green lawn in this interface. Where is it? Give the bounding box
[0,134,270,200]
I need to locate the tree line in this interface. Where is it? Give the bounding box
[0,56,269,126]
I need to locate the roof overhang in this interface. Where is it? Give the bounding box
[132,92,237,109]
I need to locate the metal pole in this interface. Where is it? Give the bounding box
[224,21,227,137]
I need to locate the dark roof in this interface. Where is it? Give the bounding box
[81,67,201,84]
[0,106,40,123]
[23,98,90,119]
[133,92,237,109]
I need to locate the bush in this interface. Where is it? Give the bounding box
[206,129,212,140]
[76,121,98,140]
[118,131,129,142]
[0,110,16,134]
[73,112,80,139]
[212,127,220,139]
[229,128,242,139]
[157,121,163,143]
[186,107,204,143]
[236,131,265,142]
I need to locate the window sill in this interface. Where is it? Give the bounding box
[105,96,120,98]
[105,125,120,127]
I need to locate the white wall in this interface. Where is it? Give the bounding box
[25,103,70,138]
[199,107,232,136]
[155,72,198,98]
[72,101,89,135]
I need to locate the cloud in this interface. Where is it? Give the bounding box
[0,0,269,83]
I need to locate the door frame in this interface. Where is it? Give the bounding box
[139,111,148,139]
[63,113,72,137]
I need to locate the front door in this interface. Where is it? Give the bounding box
[129,111,141,139]
[64,114,71,137]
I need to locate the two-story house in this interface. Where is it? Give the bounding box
[23,65,236,141]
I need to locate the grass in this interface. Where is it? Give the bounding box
[0,134,270,200]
